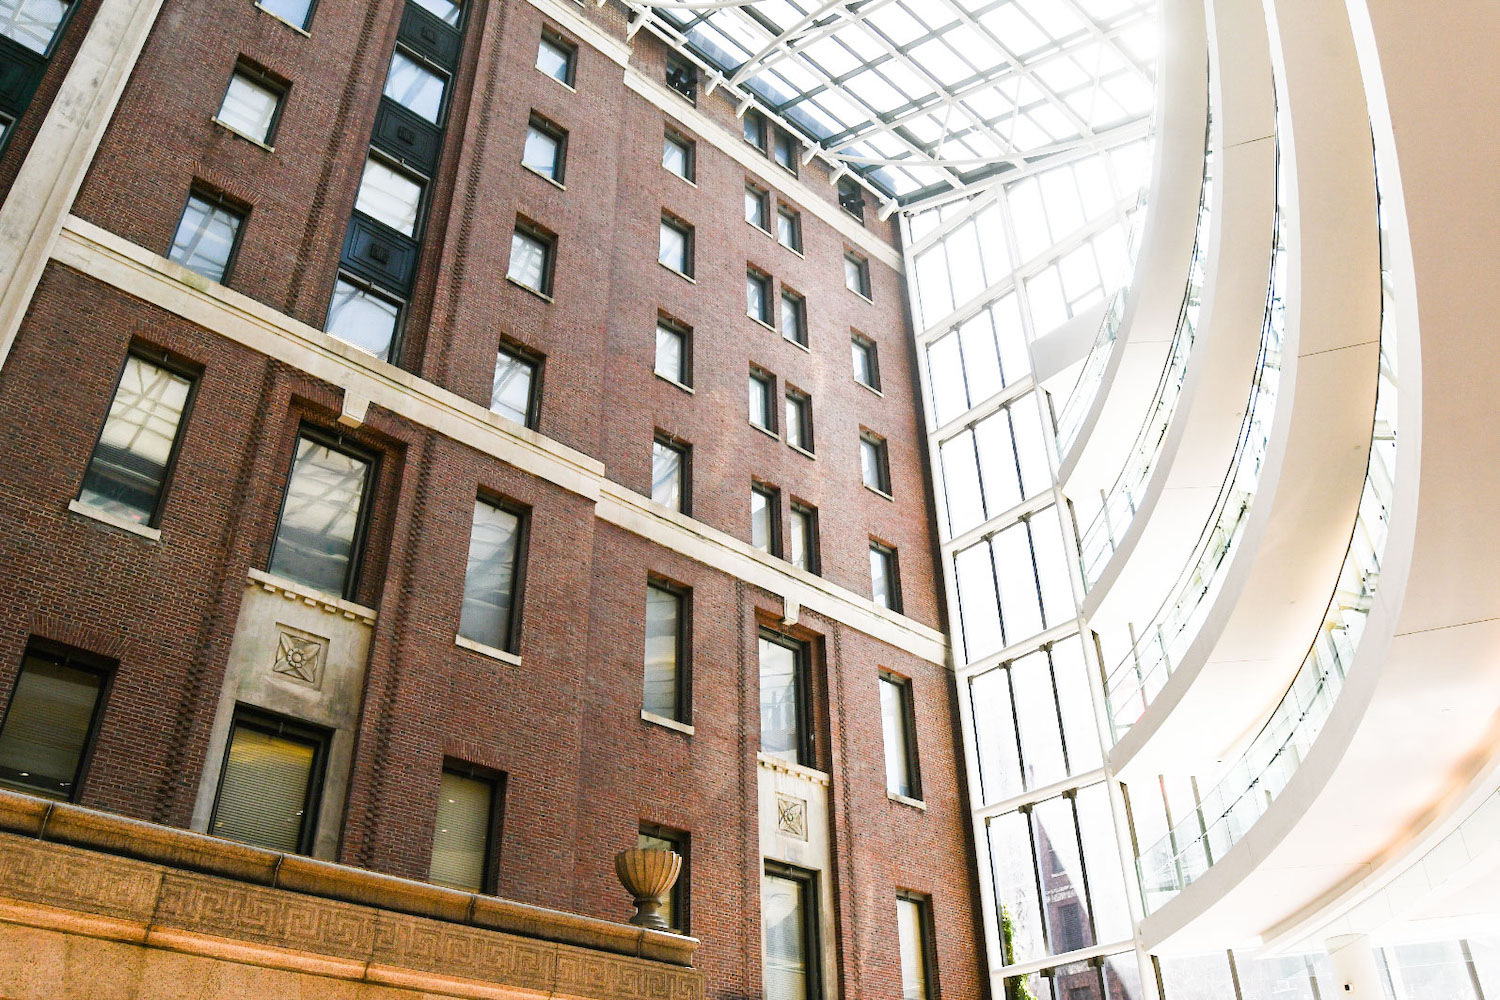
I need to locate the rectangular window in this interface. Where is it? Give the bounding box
[763,863,820,1000]
[759,632,811,766]
[429,765,498,891]
[743,108,767,151]
[652,435,688,513]
[385,49,446,124]
[412,0,461,25]
[508,220,556,296]
[780,290,806,347]
[773,129,798,174]
[659,214,693,276]
[777,206,802,252]
[784,389,812,453]
[789,502,818,575]
[869,542,902,613]
[665,53,697,103]
[217,63,284,144]
[355,155,423,237]
[268,430,374,599]
[852,333,880,390]
[490,344,540,428]
[663,129,694,181]
[536,31,576,86]
[655,318,690,386]
[0,643,108,801]
[210,708,328,854]
[78,351,195,526]
[880,674,920,798]
[639,825,690,932]
[459,497,526,653]
[745,183,769,231]
[522,113,567,182]
[751,483,780,556]
[838,176,865,223]
[326,276,401,361]
[169,189,244,283]
[748,368,775,432]
[747,269,772,324]
[861,432,890,495]
[258,0,313,32]
[844,252,871,298]
[895,893,935,1000]
[643,582,686,722]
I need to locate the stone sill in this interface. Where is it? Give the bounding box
[641,710,694,736]
[68,498,161,541]
[0,786,700,969]
[455,633,522,666]
[888,792,928,811]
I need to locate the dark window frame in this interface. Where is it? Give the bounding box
[356,148,431,241]
[523,110,569,183]
[749,366,777,433]
[751,481,782,557]
[784,386,813,454]
[789,500,820,576]
[327,271,407,363]
[652,432,692,516]
[895,889,939,1000]
[659,212,695,278]
[209,704,331,856]
[510,216,558,297]
[78,344,201,529]
[644,575,692,724]
[763,860,823,1000]
[466,490,531,655]
[665,53,698,104]
[844,250,872,299]
[433,758,505,894]
[663,127,696,181]
[777,204,803,253]
[257,0,318,33]
[267,423,379,601]
[655,313,693,387]
[860,430,891,495]
[639,822,691,933]
[772,128,799,175]
[171,184,249,284]
[852,331,881,391]
[780,288,807,347]
[747,268,773,325]
[0,638,114,802]
[869,539,902,614]
[742,108,768,151]
[493,339,543,429]
[220,57,290,146]
[880,671,922,799]
[759,628,815,768]
[837,176,866,224]
[537,29,578,87]
[745,181,771,232]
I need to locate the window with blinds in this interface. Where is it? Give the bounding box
[428,767,497,891]
[763,864,820,1000]
[210,711,326,854]
[0,646,108,800]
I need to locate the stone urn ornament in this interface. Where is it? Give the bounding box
[614,847,682,930]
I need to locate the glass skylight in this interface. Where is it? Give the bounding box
[627,0,1158,203]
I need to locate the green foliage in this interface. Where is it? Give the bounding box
[999,905,1039,1000]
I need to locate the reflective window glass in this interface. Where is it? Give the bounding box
[168,193,242,283]
[0,0,67,52]
[870,543,899,612]
[749,371,774,431]
[0,650,105,801]
[523,117,564,180]
[663,132,693,179]
[459,499,524,652]
[758,636,804,764]
[218,71,281,143]
[652,438,685,512]
[355,156,423,236]
[536,34,575,85]
[268,433,371,597]
[508,226,552,294]
[643,584,683,720]
[79,355,193,525]
[384,50,446,123]
[411,0,460,25]
[257,0,313,29]
[751,486,777,555]
[789,504,816,574]
[880,676,917,798]
[896,895,930,1000]
[655,321,687,385]
[490,347,537,427]
[211,712,323,853]
[326,279,400,361]
[781,291,806,346]
[659,218,691,274]
[852,335,878,389]
[763,868,816,1000]
[745,185,768,229]
[747,271,771,323]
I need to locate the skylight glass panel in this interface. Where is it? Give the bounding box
[980,6,1050,56]
[1018,0,1086,39]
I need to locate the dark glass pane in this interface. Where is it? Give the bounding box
[79,355,191,524]
[0,655,103,799]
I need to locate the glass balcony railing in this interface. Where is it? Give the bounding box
[1134,157,1400,912]
[1076,127,1216,589]
[1054,287,1129,457]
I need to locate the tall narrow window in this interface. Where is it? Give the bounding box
[861,432,891,494]
[751,484,780,556]
[211,709,327,853]
[536,31,576,86]
[870,541,901,613]
[326,277,400,361]
[844,252,871,298]
[491,345,540,428]
[742,108,767,150]
[781,290,807,347]
[747,269,772,324]
[852,333,880,390]
[522,113,567,182]
[258,0,313,32]
[508,220,556,296]
[777,206,802,252]
[896,893,935,1000]
[784,389,813,453]
[880,674,920,798]
[655,318,690,386]
[652,435,687,513]
[663,129,694,181]
[789,502,818,575]
[759,633,810,766]
[268,431,373,599]
[763,863,820,1000]
[78,352,194,526]
[643,582,686,722]
[385,50,447,124]
[745,183,769,230]
[639,825,690,932]
[773,130,798,174]
[217,63,284,144]
[748,369,775,432]
[429,765,497,891]
[355,155,423,237]
[0,644,108,801]
[169,190,244,283]
[659,215,693,276]
[459,498,526,653]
